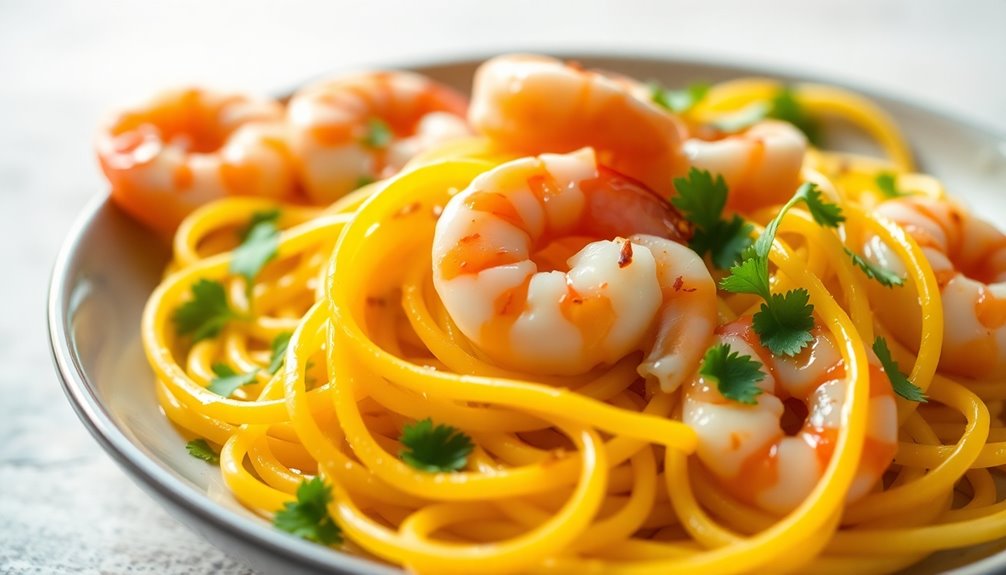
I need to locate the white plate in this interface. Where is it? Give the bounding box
[48,53,1006,575]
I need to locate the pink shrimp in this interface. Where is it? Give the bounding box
[681,120,808,213]
[96,88,296,234]
[468,54,807,214]
[287,71,470,204]
[431,147,716,391]
[866,196,1006,379]
[468,54,688,197]
[683,318,898,514]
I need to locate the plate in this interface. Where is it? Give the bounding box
[48,53,1006,575]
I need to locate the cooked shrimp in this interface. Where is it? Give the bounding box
[469,54,807,213]
[866,196,1006,378]
[684,318,898,514]
[468,54,687,196]
[288,71,470,204]
[682,120,807,213]
[97,88,296,234]
[431,148,716,391]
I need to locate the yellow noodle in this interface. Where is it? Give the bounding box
[138,73,1006,575]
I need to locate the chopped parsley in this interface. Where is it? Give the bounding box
[699,343,766,405]
[274,477,342,545]
[231,210,280,285]
[720,183,844,356]
[873,337,927,402]
[362,118,393,149]
[649,81,710,114]
[671,167,753,269]
[268,332,293,375]
[173,279,236,342]
[844,248,905,288]
[206,363,258,398]
[185,439,219,464]
[399,418,473,473]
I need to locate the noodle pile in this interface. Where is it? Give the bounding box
[142,76,1006,574]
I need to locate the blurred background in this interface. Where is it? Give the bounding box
[1,0,1004,573]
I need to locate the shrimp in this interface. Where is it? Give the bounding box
[468,54,687,197]
[684,318,898,514]
[96,88,296,234]
[865,196,1006,379]
[681,120,807,213]
[431,148,717,391]
[469,54,807,213]
[288,71,470,204]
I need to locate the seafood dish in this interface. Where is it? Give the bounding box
[93,53,1006,574]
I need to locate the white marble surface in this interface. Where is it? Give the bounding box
[1,1,1004,573]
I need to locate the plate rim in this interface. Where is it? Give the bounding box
[47,50,1006,575]
[46,193,399,575]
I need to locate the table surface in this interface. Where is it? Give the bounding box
[2,1,1005,573]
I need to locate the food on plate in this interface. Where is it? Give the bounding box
[288,70,470,203]
[430,147,711,386]
[866,195,1006,379]
[97,53,1006,574]
[96,88,297,234]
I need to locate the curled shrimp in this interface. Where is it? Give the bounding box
[431,147,716,391]
[684,318,898,514]
[469,54,807,213]
[468,54,687,196]
[682,120,807,212]
[288,71,470,204]
[867,196,1006,378]
[96,88,296,234]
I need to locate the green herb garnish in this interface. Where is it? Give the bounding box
[274,477,342,545]
[399,418,473,473]
[699,343,767,405]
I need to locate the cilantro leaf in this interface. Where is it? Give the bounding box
[873,337,927,402]
[186,439,219,464]
[747,183,843,263]
[720,183,842,355]
[844,248,905,288]
[800,187,845,228]
[362,118,392,149]
[722,183,843,279]
[274,477,342,545]
[747,184,823,261]
[696,215,754,270]
[720,257,771,300]
[875,172,909,199]
[231,211,280,284]
[752,290,817,356]
[268,332,293,375]
[399,418,473,473]
[239,209,280,242]
[173,279,236,342]
[672,168,727,230]
[672,168,753,270]
[650,82,710,114]
[206,363,258,398]
[699,343,766,405]
[355,175,376,189]
[766,87,821,146]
